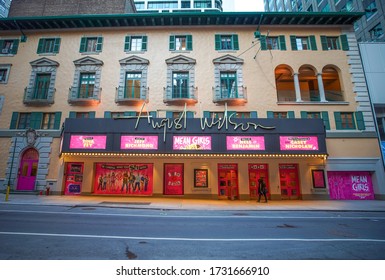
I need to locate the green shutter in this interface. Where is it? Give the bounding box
[290,36,297,51]
[260,35,267,51]
[321,111,330,130]
[166,111,173,118]
[30,112,43,129]
[10,112,18,129]
[149,111,157,118]
[53,112,62,129]
[37,38,44,54]
[279,35,286,50]
[124,36,131,51]
[69,111,76,118]
[233,35,239,50]
[141,36,147,51]
[355,111,365,130]
[320,36,328,51]
[250,111,258,118]
[89,111,96,118]
[300,111,308,118]
[334,112,342,130]
[227,111,236,118]
[215,35,221,50]
[267,111,274,118]
[203,111,211,118]
[125,111,136,117]
[10,39,19,54]
[187,111,194,118]
[309,36,317,51]
[288,111,295,118]
[104,111,112,118]
[96,37,103,52]
[186,35,193,51]
[169,35,175,51]
[79,37,87,53]
[340,34,349,51]
[53,38,61,53]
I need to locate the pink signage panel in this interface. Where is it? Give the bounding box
[280,136,319,151]
[121,135,158,150]
[70,135,107,149]
[173,136,212,150]
[227,136,265,150]
[327,171,374,200]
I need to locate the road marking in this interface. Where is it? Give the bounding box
[0,209,384,220]
[1,231,385,242]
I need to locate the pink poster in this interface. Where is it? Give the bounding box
[70,135,107,149]
[94,163,153,196]
[227,136,265,150]
[280,136,319,151]
[173,136,211,150]
[327,171,374,200]
[121,135,158,150]
[164,163,184,195]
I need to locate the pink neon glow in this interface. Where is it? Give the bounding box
[328,171,374,200]
[173,136,212,150]
[120,136,158,150]
[69,135,107,149]
[280,136,319,151]
[226,136,265,150]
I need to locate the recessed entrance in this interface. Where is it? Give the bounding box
[16,148,39,191]
[279,163,300,200]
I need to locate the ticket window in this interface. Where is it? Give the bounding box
[218,164,239,200]
[248,164,269,199]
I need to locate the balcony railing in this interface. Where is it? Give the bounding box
[68,86,101,105]
[115,86,149,104]
[163,85,198,105]
[212,85,247,105]
[23,86,55,106]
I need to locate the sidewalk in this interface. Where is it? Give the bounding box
[1,193,385,211]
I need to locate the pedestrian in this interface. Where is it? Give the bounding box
[257,177,268,203]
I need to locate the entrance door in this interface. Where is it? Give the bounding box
[218,164,239,200]
[248,164,269,199]
[279,164,300,200]
[16,148,39,191]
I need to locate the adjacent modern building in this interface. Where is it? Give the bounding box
[0,0,11,18]
[1,10,384,200]
[264,0,385,42]
[134,0,223,12]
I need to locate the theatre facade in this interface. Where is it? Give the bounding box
[0,12,384,200]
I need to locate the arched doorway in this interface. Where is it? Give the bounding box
[16,148,39,191]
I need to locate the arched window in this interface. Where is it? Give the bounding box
[322,66,343,101]
[298,65,319,101]
[275,65,295,102]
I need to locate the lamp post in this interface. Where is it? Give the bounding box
[5,136,18,201]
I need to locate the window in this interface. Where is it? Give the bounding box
[125,72,142,99]
[301,111,330,130]
[334,112,365,130]
[275,65,296,102]
[172,72,189,98]
[194,1,212,8]
[37,38,61,54]
[69,111,96,119]
[78,73,96,98]
[267,111,295,118]
[215,34,239,51]
[364,0,377,19]
[260,35,286,51]
[0,64,11,83]
[290,36,317,50]
[79,36,103,53]
[33,73,51,100]
[124,35,147,52]
[10,112,62,129]
[322,66,344,101]
[169,35,192,51]
[220,72,237,99]
[369,23,384,41]
[0,39,19,55]
[321,35,349,51]
[181,1,190,8]
[299,66,319,101]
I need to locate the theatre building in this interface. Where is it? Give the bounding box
[0,12,384,200]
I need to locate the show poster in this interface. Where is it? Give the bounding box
[70,135,107,149]
[120,135,158,150]
[164,163,184,195]
[94,163,153,196]
[227,136,265,150]
[173,136,211,150]
[280,136,319,151]
[327,171,374,200]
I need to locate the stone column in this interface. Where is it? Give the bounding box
[317,73,327,102]
[293,73,302,102]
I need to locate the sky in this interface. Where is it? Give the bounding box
[223,0,265,12]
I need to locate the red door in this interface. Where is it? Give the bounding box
[218,164,239,200]
[16,148,39,191]
[279,164,300,200]
[248,164,269,199]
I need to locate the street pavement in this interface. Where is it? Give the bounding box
[1,193,385,211]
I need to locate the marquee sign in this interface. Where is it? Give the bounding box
[226,136,265,151]
[280,136,319,151]
[69,135,107,149]
[120,135,158,150]
[173,136,212,150]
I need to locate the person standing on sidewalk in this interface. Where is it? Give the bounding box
[257,178,268,203]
